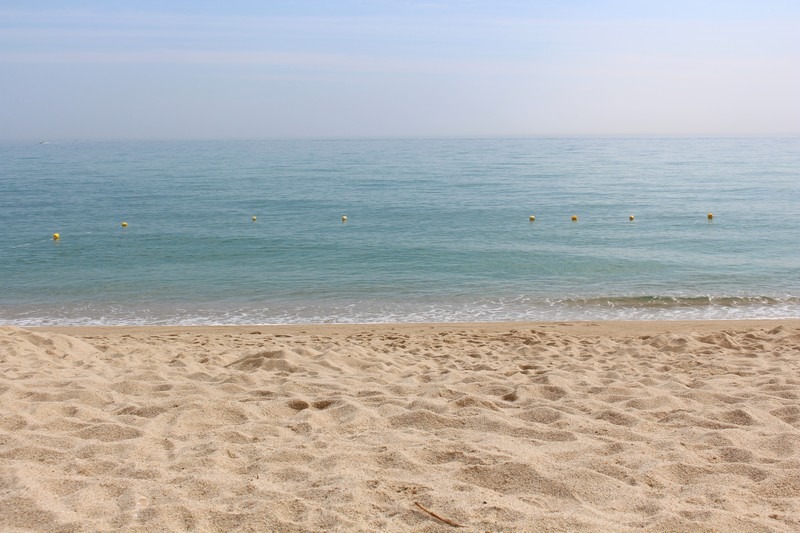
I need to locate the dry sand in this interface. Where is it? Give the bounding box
[1,320,799,532]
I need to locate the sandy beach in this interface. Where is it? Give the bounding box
[2,320,799,531]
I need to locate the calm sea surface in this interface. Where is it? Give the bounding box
[1,138,798,325]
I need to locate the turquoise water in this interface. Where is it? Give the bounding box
[1,137,798,325]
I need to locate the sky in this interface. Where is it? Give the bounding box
[1,0,799,140]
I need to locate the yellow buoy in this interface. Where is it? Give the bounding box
[629,215,634,221]
[571,215,578,221]
[52,233,60,240]
[529,215,536,222]
[251,216,257,222]
[121,221,128,227]
[707,213,713,220]
[342,215,348,223]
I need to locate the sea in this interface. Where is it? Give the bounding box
[1,137,798,326]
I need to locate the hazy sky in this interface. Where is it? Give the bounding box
[2,1,799,139]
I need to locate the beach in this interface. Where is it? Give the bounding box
[5,0,800,530]
[2,320,799,531]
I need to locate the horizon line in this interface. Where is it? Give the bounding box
[7,133,800,143]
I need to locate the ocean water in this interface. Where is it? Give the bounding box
[1,137,798,326]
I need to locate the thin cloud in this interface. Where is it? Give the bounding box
[0,49,539,78]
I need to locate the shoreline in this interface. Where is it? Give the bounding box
[32,317,800,338]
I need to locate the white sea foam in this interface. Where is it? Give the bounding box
[2,295,799,326]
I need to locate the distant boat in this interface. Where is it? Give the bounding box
[39,141,49,144]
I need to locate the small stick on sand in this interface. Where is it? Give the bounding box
[414,501,465,528]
